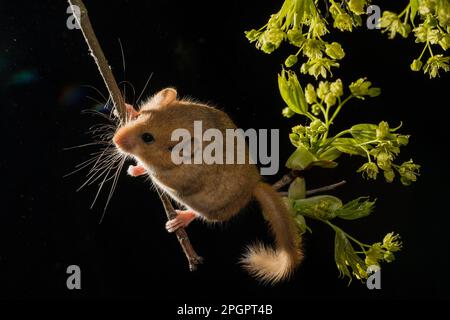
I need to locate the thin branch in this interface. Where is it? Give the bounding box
[68,0,202,271]
[68,0,126,121]
[272,171,301,191]
[306,180,346,195]
[156,188,204,271]
[278,180,347,197]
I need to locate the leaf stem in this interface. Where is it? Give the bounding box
[329,95,353,125]
[323,220,371,250]
[418,43,428,60]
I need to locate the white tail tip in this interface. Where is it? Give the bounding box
[240,244,294,285]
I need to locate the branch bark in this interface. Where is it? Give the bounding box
[306,180,346,196]
[272,170,301,191]
[68,0,203,271]
[277,180,347,197]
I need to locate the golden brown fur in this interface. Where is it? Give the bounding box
[113,88,303,283]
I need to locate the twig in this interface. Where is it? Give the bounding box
[156,188,204,271]
[278,180,347,197]
[306,180,346,195]
[68,0,126,121]
[68,0,202,271]
[272,171,301,191]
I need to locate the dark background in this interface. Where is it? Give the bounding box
[1,0,449,305]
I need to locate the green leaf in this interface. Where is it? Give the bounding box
[290,74,309,114]
[410,0,419,24]
[286,145,318,170]
[294,214,310,235]
[352,13,363,26]
[278,70,308,115]
[335,197,376,220]
[334,227,368,283]
[292,195,343,220]
[319,147,342,161]
[332,138,367,156]
[310,160,339,168]
[350,124,377,142]
[334,228,352,280]
[288,177,306,200]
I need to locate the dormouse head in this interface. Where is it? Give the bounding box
[113,88,211,172]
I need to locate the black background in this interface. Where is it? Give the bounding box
[1,0,449,305]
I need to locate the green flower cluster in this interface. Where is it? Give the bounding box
[365,233,403,266]
[380,0,450,78]
[349,121,421,185]
[245,0,371,78]
[285,177,402,283]
[280,72,419,185]
[246,0,426,285]
[333,228,402,282]
[276,70,418,281]
[330,0,367,31]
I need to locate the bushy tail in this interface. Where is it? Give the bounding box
[241,182,303,284]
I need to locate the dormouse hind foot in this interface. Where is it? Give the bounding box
[127,165,146,177]
[166,210,197,233]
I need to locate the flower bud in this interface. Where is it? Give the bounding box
[364,243,384,267]
[325,93,337,108]
[384,169,395,183]
[261,41,276,54]
[245,29,260,42]
[368,87,381,97]
[376,121,390,140]
[397,135,409,146]
[292,125,306,134]
[305,84,316,104]
[399,23,411,38]
[317,125,328,134]
[282,107,295,118]
[317,81,330,99]
[310,119,324,131]
[284,54,298,67]
[289,133,300,144]
[410,59,423,71]
[330,79,343,97]
[376,152,392,170]
[261,28,285,53]
[384,251,395,263]
[311,104,321,116]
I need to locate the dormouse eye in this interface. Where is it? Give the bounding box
[141,133,154,144]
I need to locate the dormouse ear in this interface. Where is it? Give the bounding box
[154,88,177,107]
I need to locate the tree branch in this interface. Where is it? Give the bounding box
[278,180,347,197]
[156,188,204,271]
[272,171,301,191]
[306,180,346,196]
[68,0,203,271]
[68,0,126,122]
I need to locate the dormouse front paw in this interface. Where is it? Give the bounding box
[165,210,197,233]
[127,165,146,177]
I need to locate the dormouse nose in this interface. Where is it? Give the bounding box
[113,127,134,152]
